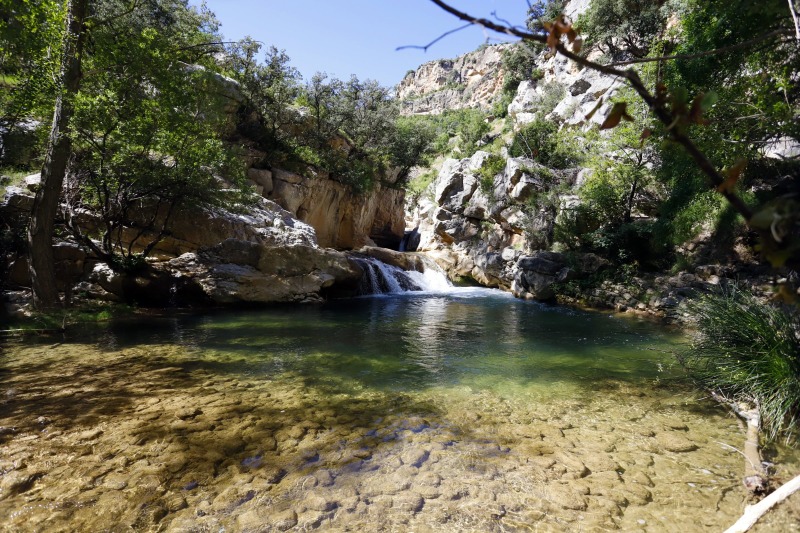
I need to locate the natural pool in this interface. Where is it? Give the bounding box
[1,288,798,532]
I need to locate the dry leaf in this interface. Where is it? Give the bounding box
[600,102,633,130]
[716,159,747,193]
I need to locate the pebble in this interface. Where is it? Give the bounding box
[272,509,298,531]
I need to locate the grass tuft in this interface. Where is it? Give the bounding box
[680,286,800,442]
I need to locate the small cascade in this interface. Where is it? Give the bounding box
[352,255,455,296]
[406,257,452,292]
[353,257,422,295]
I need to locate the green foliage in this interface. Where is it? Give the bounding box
[577,0,672,60]
[60,0,252,271]
[527,0,567,31]
[681,287,800,441]
[407,169,437,199]
[500,43,542,95]
[509,118,578,169]
[399,109,492,159]
[390,116,436,181]
[455,109,490,154]
[224,39,301,151]
[652,0,800,266]
[478,154,505,193]
[0,0,65,165]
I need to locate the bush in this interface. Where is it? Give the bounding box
[477,154,505,193]
[456,109,490,153]
[509,118,578,169]
[500,43,540,95]
[680,287,800,441]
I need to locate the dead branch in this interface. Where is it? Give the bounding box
[724,474,800,533]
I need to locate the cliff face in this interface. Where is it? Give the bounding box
[397,0,623,299]
[246,167,405,250]
[395,44,510,115]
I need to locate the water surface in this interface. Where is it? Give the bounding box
[1,291,797,531]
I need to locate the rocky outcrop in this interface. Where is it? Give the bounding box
[247,167,405,250]
[2,185,364,307]
[408,150,579,295]
[94,199,364,305]
[396,44,510,115]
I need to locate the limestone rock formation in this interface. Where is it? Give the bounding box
[248,167,405,250]
[2,185,363,306]
[396,44,510,115]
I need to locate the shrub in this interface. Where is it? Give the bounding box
[508,118,578,169]
[477,154,505,193]
[680,287,800,441]
[456,109,490,153]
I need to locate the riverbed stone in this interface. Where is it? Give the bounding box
[401,448,430,468]
[549,485,588,511]
[656,433,698,453]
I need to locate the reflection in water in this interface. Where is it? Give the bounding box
[2,292,798,532]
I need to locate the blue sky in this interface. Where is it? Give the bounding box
[193,1,529,87]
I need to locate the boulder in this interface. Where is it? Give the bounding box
[247,168,273,195]
[355,246,424,273]
[513,252,570,301]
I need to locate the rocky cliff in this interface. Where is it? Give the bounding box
[396,44,510,115]
[248,167,405,250]
[398,0,750,316]
[1,183,364,309]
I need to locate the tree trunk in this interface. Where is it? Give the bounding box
[27,0,89,309]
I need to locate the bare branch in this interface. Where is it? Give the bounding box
[788,0,800,40]
[396,23,474,52]
[608,29,794,67]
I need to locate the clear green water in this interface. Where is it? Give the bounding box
[94,291,680,393]
[1,291,797,532]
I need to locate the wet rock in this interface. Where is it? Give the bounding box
[272,509,298,531]
[622,483,653,506]
[101,473,128,490]
[77,428,103,441]
[401,448,430,468]
[549,486,588,511]
[314,469,335,487]
[394,492,425,514]
[176,408,202,420]
[630,471,654,487]
[165,494,188,512]
[556,454,590,479]
[304,491,338,512]
[237,507,274,530]
[0,471,42,499]
[657,433,698,453]
[583,455,620,473]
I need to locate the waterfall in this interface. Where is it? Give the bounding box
[353,256,452,295]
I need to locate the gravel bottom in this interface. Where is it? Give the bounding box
[1,342,798,532]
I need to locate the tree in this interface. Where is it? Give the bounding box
[27,0,88,309]
[225,39,301,146]
[61,0,249,272]
[577,0,670,59]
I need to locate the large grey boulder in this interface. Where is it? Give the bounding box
[164,240,361,304]
[513,252,570,301]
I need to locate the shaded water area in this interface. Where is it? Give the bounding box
[1,289,799,531]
